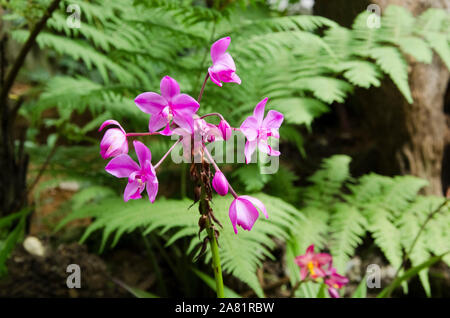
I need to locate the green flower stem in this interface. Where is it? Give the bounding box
[205,218,224,298]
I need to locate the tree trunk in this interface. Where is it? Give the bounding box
[315,0,450,195]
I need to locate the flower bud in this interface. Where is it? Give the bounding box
[218,120,232,141]
[212,171,228,196]
[99,120,128,159]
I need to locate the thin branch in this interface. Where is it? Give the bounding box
[26,141,58,195]
[0,0,61,108]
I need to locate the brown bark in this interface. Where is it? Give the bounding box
[315,0,450,195]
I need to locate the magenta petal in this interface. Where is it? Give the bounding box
[218,120,232,141]
[257,139,271,154]
[240,195,268,219]
[306,244,315,254]
[208,67,223,87]
[171,94,200,114]
[240,116,258,141]
[149,112,169,133]
[230,72,241,85]
[173,111,195,134]
[212,171,228,196]
[253,98,268,126]
[160,76,180,101]
[328,287,340,298]
[211,36,231,63]
[146,179,158,203]
[133,140,151,167]
[244,139,257,164]
[315,253,332,265]
[215,53,236,71]
[300,267,308,281]
[262,110,284,130]
[105,154,139,178]
[99,119,125,133]
[134,92,167,115]
[124,180,142,202]
[100,128,128,159]
[234,198,260,232]
[229,199,238,234]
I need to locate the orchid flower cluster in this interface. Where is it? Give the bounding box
[98,36,284,237]
[295,245,349,298]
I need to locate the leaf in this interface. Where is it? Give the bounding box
[352,277,367,298]
[370,47,413,104]
[112,278,159,298]
[377,254,447,298]
[0,210,28,276]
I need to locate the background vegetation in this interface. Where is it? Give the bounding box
[0,0,449,298]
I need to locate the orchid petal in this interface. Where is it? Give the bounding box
[328,287,340,298]
[244,139,257,164]
[240,116,258,141]
[315,253,333,265]
[208,67,223,87]
[229,199,238,234]
[124,180,143,202]
[234,198,260,232]
[300,267,309,281]
[211,36,230,63]
[99,119,125,133]
[160,76,180,101]
[253,98,268,126]
[146,178,159,203]
[262,110,284,130]
[171,94,200,114]
[214,53,236,71]
[240,195,268,219]
[133,140,151,168]
[148,112,169,133]
[105,154,139,178]
[134,92,167,115]
[173,111,195,134]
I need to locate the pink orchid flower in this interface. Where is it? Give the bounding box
[240,98,284,163]
[208,37,241,87]
[134,76,200,135]
[229,195,268,234]
[324,266,349,298]
[295,244,332,280]
[105,140,158,202]
[99,120,128,159]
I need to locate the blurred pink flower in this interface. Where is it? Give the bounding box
[324,266,349,298]
[105,140,158,202]
[295,244,332,280]
[134,76,200,135]
[240,98,284,163]
[229,195,267,234]
[99,119,128,159]
[208,37,241,87]
[212,171,228,196]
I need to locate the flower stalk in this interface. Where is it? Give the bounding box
[206,216,225,298]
